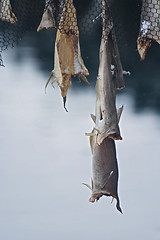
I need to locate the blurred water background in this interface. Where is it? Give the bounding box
[1,0,160,239]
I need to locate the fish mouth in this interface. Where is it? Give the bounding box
[89,190,112,203]
[89,191,122,213]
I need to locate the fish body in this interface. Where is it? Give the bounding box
[38,0,89,108]
[93,0,124,144]
[89,135,122,213]
[0,0,17,24]
[84,0,123,213]
[52,29,89,99]
[95,35,122,144]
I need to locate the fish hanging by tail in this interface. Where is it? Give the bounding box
[37,0,89,111]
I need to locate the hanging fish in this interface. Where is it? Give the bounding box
[0,0,17,24]
[37,0,89,111]
[83,102,123,213]
[86,1,124,144]
[37,0,65,31]
[83,0,123,213]
[137,0,160,60]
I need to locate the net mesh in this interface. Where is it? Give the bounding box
[0,0,104,66]
[41,0,102,35]
[1,0,157,66]
[139,0,160,42]
[0,0,45,66]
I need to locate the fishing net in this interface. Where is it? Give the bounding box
[0,0,45,66]
[0,0,106,66]
[139,0,160,42]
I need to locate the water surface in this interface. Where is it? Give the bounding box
[0,48,160,240]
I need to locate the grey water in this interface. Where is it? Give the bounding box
[0,33,160,239]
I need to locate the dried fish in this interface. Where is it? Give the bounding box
[86,1,123,143]
[84,0,123,213]
[137,0,160,60]
[102,0,125,90]
[84,105,123,213]
[37,0,65,32]
[37,0,89,110]
[0,0,17,24]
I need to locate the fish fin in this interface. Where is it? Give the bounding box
[82,183,92,191]
[111,197,114,204]
[85,132,96,137]
[116,197,123,214]
[79,74,90,86]
[37,9,55,32]
[45,71,54,92]
[90,114,96,123]
[117,105,123,123]
[137,36,152,60]
[100,171,113,189]
[63,97,68,112]
[91,178,93,191]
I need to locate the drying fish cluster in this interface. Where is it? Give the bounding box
[38,0,125,213]
[0,0,160,64]
[1,0,160,212]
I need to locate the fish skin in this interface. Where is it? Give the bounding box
[93,0,123,144]
[51,29,89,100]
[38,0,89,108]
[102,0,124,90]
[89,136,122,213]
[37,5,56,32]
[84,0,123,213]
[37,0,65,32]
[95,34,122,144]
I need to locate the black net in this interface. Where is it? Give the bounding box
[139,0,160,43]
[137,0,160,60]
[0,0,133,66]
[0,0,45,66]
[39,0,102,35]
[0,0,103,66]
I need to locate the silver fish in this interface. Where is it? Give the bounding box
[84,0,123,213]
[84,105,123,213]
[86,0,124,144]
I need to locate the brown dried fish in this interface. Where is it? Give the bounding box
[137,0,160,60]
[46,29,89,110]
[0,0,17,24]
[37,0,89,110]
